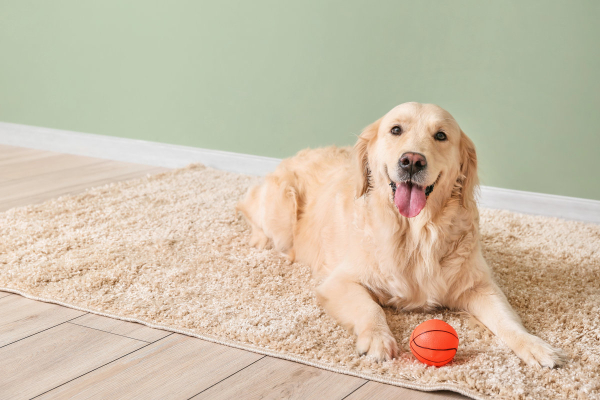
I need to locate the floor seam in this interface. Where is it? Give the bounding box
[29,332,175,399]
[340,380,370,400]
[186,355,268,399]
[67,321,153,343]
[0,313,88,350]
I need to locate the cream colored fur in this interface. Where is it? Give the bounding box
[237,102,565,367]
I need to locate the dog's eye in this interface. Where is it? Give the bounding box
[434,132,447,141]
[391,126,402,135]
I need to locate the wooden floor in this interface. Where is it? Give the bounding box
[0,145,466,400]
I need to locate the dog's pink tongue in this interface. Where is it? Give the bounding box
[394,182,427,218]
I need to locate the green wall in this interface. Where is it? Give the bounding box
[1,1,599,200]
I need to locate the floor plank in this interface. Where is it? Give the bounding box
[0,145,47,161]
[0,153,100,181]
[0,162,166,211]
[0,323,148,399]
[0,148,54,165]
[192,356,366,400]
[0,295,85,348]
[69,313,170,343]
[0,292,11,299]
[39,334,263,400]
[344,381,467,400]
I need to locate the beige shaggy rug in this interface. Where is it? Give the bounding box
[0,165,598,400]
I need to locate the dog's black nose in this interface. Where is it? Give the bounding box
[399,152,427,175]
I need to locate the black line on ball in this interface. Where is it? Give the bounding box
[411,341,458,352]
[410,342,457,364]
[413,329,459,340]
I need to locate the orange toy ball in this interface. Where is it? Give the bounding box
[410,319,459,367]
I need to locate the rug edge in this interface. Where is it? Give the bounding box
[0,286,489,400]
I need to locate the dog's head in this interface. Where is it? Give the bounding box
[354,102,477,218]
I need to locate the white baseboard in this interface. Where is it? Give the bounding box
[478,186,600,224]
[1,121,598,224]
[0,121,281,176]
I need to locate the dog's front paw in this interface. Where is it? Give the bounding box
[356,328,399,361]
[511,333,567,368]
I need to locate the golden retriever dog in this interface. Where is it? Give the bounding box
[237,102,565,367]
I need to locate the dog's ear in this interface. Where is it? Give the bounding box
[354,118,381,198]
[458,130,479,207]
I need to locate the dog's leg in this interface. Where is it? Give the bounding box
[236,175,297,259]
[316,274,399,361]
[457,254,566,368]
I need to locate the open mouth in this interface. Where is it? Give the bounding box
[389,174,440,218]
